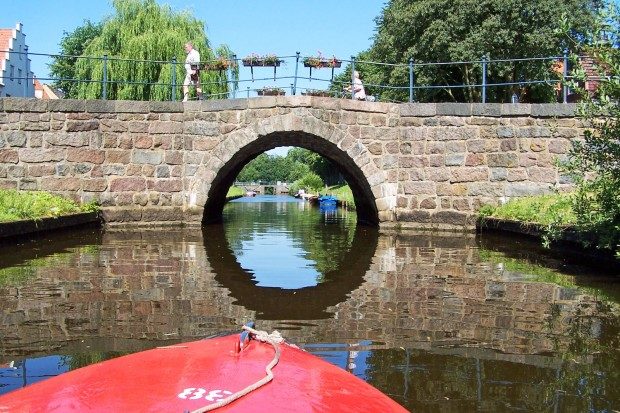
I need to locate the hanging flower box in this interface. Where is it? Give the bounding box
[257,87,285,96]
[302,89,333,97]
[303,56,342,69]
[242,54,282,67]
[203,57,234,71]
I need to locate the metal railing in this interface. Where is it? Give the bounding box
[0,49,579,103]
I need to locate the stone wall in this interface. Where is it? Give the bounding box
[0,98,584,228]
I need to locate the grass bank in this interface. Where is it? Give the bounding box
[226,186,245,200]
[0,189,98,223]
[479,194,576,226]
[478,193,620,259]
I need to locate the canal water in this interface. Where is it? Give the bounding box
[0,194,618,411]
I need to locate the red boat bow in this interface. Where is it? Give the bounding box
[0,328,408,412]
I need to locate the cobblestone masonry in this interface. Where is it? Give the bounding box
[0,98,584,229]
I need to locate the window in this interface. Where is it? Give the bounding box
[9,65,14,81]
[17,69,22,84]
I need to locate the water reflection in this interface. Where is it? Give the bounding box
[223,195,356,289]
[205,195,376,319]
[0,200,618,411]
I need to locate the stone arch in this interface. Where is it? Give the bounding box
[196,112,392,225]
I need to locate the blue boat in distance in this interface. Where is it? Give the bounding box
[318,195,337,208]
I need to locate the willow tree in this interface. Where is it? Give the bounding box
[70,0,237,100]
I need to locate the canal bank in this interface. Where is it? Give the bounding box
[0,212,101,240]
[478,216,619,271]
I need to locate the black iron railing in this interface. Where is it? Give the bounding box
[0,49,584,103]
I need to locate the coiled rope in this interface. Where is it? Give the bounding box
[189,326,284,412]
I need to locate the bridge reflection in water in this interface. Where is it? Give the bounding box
[0,198,618,411]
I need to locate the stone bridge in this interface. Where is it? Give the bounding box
[235,182,290,195]
[0,97,582,229]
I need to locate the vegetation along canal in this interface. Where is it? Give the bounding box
[0,194,618,411]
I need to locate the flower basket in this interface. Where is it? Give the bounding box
[302,89,332,97]
[242,59,282,67]
[303,58,342,69]
[257,87,285,96]
[203,58,234,71]
[303,55,341,82]
[243,54,283,82]
[242,54,282,67]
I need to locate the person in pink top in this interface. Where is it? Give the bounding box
[345,70,366,100]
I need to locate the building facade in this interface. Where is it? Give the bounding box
[0,23,34,98]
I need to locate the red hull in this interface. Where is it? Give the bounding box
[0,334,407,412]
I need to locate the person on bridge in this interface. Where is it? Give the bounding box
[183,42,202,102]
[344,70,366,100]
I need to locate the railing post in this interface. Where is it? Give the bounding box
[231,54,237,99]
[350,56,356,100]
[293,51,300,96]
[563,49,569,104]
[481,54,487,103]
[409,58,414,102]
[24,45,29,96]
[247,86,250,98]
[171,57,177,101]
[102,54,108,100]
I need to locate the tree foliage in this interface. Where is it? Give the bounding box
[51,0,237,100]
[236,148,345,186]
[337,0,603,103]
[236,153,309,183]
[560,5,620,256]
[293,172,324,193]
[287,148,343,185]
[49,20,102,98]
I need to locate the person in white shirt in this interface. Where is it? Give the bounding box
[183,42,202,102]
[345,70,366,100]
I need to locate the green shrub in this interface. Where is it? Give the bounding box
[293,173,324,193]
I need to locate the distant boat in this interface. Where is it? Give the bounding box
[318,195,337,207]
[245,191,257,197]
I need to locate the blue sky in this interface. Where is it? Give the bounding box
[2,1,384,88]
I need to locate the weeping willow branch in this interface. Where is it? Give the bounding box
[72,0,237,101]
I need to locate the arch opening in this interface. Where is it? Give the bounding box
[202,131,380,226]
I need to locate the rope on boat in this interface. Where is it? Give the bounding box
[189,325,284,412]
